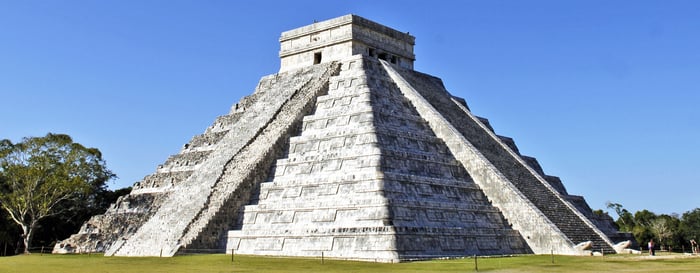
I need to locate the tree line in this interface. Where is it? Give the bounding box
[605,202,700,252]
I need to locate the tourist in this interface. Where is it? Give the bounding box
[691,239,698,254]
[648,239,655,256]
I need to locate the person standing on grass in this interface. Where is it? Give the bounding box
[691,239,698,254]
[648,239,655,256]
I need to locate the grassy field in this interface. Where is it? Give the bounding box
[2,253,699,273]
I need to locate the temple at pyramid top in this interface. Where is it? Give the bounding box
[279,14,415,71]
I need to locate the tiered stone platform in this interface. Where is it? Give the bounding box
[55,14,628,261]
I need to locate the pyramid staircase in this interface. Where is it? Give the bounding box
[102,62,341,256]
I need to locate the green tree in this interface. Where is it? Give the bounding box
[632,210,657,248]
[650,215,678,251]
[606,202,634,231]
[634,210,657,227]
[0,133,115,254]
[680,209,700,247]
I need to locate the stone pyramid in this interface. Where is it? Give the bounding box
[55,15,631,261]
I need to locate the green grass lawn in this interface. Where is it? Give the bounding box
[2,253,699,273]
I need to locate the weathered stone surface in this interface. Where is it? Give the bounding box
[54,61,341,256]
[280,14,414,72]
[56,14,631,261]
[226,56,531,262]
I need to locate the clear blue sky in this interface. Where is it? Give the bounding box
[2,1,698,216]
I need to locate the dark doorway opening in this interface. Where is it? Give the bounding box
[314,52,322,64]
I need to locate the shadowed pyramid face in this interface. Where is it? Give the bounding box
[54,14,628,261]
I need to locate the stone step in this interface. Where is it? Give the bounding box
[186,130,229,150]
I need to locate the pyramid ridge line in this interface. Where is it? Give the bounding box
[380,59,579,254]
[445,96,616,250]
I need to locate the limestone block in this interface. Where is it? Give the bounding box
[254,238,285,251]
[284,237,334,251]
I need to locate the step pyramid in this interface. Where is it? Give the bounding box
[55,14,630,261]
